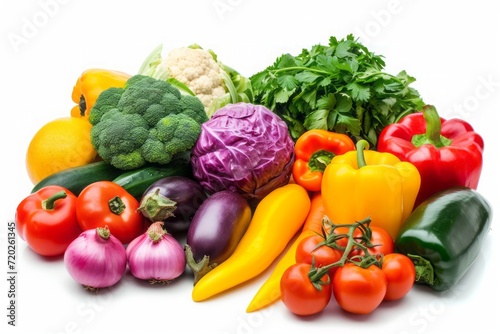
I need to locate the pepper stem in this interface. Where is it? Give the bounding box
[411,105,452,148]
[42,190,67,210]
[356,140,370,168]
[407,253,435,286]
[108,196,125,215]
[308,150,335,173]
[79,94,87,117]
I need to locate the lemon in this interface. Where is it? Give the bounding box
[26,117,98,184]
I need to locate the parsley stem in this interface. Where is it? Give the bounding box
[270,66,332,76]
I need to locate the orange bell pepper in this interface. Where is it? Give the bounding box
[292,129,355,192]
[70,69,131,120]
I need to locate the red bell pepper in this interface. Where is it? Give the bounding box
[377,105,484,208]
[292,129,355,192]
[15,185,82,257]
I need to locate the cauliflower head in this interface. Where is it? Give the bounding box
[163,47,226,110]
[138,44,254,117]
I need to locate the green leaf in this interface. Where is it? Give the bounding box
[336,113,362,135]
[334,39,355,58]
[347,82,370,102]
[301,89,318,109]
[276,53,299,69]
[304,108,329,130]
[295,71,321,83]
[277,74,299,91]
[275,88,296,104]
[315,54,339,74]
[317,93,336,110]
[334,94,352,114]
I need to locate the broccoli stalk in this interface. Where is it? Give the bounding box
[89,74,208,170]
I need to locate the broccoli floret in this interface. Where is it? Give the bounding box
[142,114,202,164]
[89,87,124,125]
[89,74,207,170]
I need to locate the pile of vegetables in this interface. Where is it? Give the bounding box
[15,35,492,320]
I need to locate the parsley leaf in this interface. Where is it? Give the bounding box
[250,34,425,146]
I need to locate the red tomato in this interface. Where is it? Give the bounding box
[331,225,351,249]
[352,225,394,257]
[15,186,82,256]
[296,234,343,275]
[332,262,387,314]
[280,263,331,316]
[76,181,144,244]
[382,253,416,301]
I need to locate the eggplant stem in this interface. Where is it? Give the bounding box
[184,244,218,285]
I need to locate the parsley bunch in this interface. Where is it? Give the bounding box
[250,34,425,146]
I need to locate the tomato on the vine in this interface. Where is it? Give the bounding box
[352,225,394,257]
[331,225,351,249]
[382,253,416,301]
[295,234,342,275]
[332,262,387,314]
[280,263,331,316]
[76,181,144,244]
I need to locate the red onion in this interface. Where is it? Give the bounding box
[126,221,186,283]
[64,226,127,291]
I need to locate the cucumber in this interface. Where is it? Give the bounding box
[31,161,123,195]
[112,163,192,200]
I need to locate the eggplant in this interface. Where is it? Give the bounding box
[138,176,207,232]
[185,190,252,284]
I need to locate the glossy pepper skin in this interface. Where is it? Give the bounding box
[377,104,484,208]
[71,68,131,119]
[395,187,492,291]
[292,129,355,192]
[321,140,420,240]
[15,185,82,257]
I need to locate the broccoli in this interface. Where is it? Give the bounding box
[89,74,208,170]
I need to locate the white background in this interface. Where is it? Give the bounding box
[1,0,499,333]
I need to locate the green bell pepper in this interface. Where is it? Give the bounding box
[395,187,492,291]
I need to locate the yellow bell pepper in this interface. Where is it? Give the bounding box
[191,183,311,302]
[70,68,131,119]
[321,140,420,240]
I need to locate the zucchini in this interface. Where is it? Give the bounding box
[395,187,492,291]
[31,161,123,195]
[112,163,192,200]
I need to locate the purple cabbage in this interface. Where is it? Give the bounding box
[190,103,295,202]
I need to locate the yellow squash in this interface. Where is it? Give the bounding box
[191,183,311,302]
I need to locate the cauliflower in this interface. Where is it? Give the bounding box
[163,47,226,110]
[138,44,253,117]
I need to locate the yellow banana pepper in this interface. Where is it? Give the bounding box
[321,140,420,240]
[191,183,311,302]
[70,68,131,119]
[246,192,325,313]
